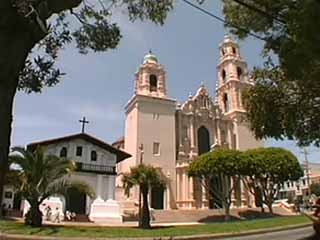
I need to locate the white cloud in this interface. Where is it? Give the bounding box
[13,114,64,129]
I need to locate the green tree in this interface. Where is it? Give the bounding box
[122,164,164,229]
[310,183,320,196]
[0,0,174,214]
[241,147,303,214]
[8,146,94,227]
[221,0,320,146]
[188,149,243,221]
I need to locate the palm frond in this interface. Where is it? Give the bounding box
[122,164,165,196]
[42,178,95,202]
[9,146,94,206]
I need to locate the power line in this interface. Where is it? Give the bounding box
[230,0,286,24]
[181,0,266,41]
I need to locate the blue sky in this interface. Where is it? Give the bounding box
[11,0,319,163]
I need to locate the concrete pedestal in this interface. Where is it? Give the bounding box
[89,198,123,223]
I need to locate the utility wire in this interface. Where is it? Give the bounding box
[230,0,286,24]
[181,0,266,41]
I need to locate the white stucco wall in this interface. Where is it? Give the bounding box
[137,96,177,207]
[45,139,116,166]
[4,136,121,215]
[236,122,263,151]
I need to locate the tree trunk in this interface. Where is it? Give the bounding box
[267,202,273,214]
[25,203,43,227]
[0,28,36,215]
[141,187,151,229]
[225,204,231,222]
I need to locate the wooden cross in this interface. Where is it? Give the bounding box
[79,117,89,133]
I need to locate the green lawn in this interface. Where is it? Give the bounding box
[0,215,311,238]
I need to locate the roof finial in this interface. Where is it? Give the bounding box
[143,49,158,64]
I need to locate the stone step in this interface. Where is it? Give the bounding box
[150,207,294,223]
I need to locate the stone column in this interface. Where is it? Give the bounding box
[178,113,185,155]
[176,170,180,201]
[189,177,193,199]
[107,175,116,200]
[217,121,221,146]
[189,117,195,154]
[233,120,239,150]
[182,170,186,207]
[97,174,104,199]
[186,174,189,201]
[166,184,170,210]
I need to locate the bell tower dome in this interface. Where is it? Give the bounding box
[135,51,167,99]
[216,36,251,115]
[215,36,263,152]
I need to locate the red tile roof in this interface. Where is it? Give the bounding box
[27,133,131,163]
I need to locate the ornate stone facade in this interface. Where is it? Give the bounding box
[115,37,263,211]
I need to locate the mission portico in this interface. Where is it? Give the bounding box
[113,36,263,211]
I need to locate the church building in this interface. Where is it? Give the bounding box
[114,36,263,210]
[3,133,130,223]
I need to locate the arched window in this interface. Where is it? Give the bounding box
[237,67,243,79]
[149,74,157,92]
[221,69,226,82]
[91,150,97,161]
[232,47,236,54]
[60,147,67,158]
[221,48,225,56]
[223,93,230,112]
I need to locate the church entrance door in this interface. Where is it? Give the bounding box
[197,126,210,155]
[66,187,87,214]
[196,126,211,208]
[151,186,164,210]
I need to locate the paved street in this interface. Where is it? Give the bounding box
[223,227,318,240]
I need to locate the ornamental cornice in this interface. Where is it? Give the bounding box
[218,56,246,67]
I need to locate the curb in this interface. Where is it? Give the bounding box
[0,222,313,240]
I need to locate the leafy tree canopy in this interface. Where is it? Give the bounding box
[0,0,174,215]
[222,0,320,146]
[122,164,165,196]
[8,146,94,226]
[188,149,242,221]
[188,149,243,178]
[310,182,320,197]
[241,147,303,213]
[2,0,174,93]
[242,147,303,183]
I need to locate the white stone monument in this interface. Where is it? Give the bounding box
[89,175,123,223]
[22,197,64,222]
